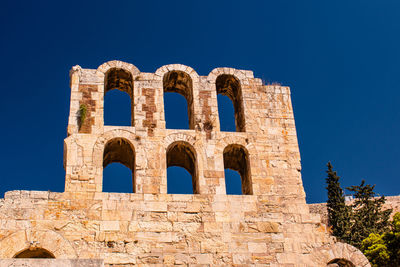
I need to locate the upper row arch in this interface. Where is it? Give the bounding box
[97,60,140,77]
[154,64,199,83]
[95,61,253,83]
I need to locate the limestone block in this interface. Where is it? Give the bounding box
[248,242,267,253]
[195,253,213,264]
[100,221,120,231]
[163,254,175,265]
[104,253,136,265]
[138,221,172,232]
[257,222,279,233]
[200,238,227,253]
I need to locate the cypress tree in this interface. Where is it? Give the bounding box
[346,180,392,248]
[325,162,350,240]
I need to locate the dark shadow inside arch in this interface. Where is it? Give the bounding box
[14,248,55,258]
[216,74,245,132]
[166,141,198,194]
[327,258,356,267]
[103,138,135,193]
[223,144,252,195]
[163,71,194,129]
[104,68,134,126]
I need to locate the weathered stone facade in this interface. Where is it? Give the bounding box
[0,61,370,266]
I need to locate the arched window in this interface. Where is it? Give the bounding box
[163,71,194,129]
[327,259,355,267]
[166,141,198,194]
[104,68,134,126]
[103,138,135,193]
[223,144,252,195]
[216,74,245,132]
[14,248,55,258]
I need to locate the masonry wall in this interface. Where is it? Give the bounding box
[0,61,371,266]
[0,190,371,266]
[65,62,305,199]
[0,259,103,267]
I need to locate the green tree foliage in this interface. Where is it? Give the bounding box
[346,180,392,248]
[325,162,351,239]
[325,164,392,249]
[361,212,400,267]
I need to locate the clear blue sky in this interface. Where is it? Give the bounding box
[0,1,399,203]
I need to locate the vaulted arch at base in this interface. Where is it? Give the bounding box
[0,230,77,259]
[14,248,55,258]
[309,242,370,267]
[327,258,355,267]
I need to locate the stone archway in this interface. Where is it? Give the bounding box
[0,230,77,259]
[327,258,356,267]
[14,247,55,258]
[309,242,370,267]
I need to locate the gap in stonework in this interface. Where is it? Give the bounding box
[104,89,131,126]
[225,168,243,195]
[217,94,236,132]
[164,92,190,129]
[103,162,133,193]
[167,166,194,194]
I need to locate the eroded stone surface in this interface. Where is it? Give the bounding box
[0,259,103,267]
[0,61,370,266]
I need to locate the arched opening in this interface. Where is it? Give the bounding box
[14,248,55,258]
[166,141,198,194]
[217,94,236,132]
[223,144,252,195]
[103,138,135,193]
[216,74,245,132]
[327,259,355,267]
[103,163,134,193]
[167,166,195,194]
[224,169,242,195]
[164,93,190,130]
[104,68,134,126]
[163,71,194,129]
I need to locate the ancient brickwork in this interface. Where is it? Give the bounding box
[0,61,370,266]
[78,84,98,134]
[142,88,157,137]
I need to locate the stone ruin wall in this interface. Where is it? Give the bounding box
[0,61,371,266]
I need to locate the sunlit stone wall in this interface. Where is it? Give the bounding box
[0,61,370,266]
